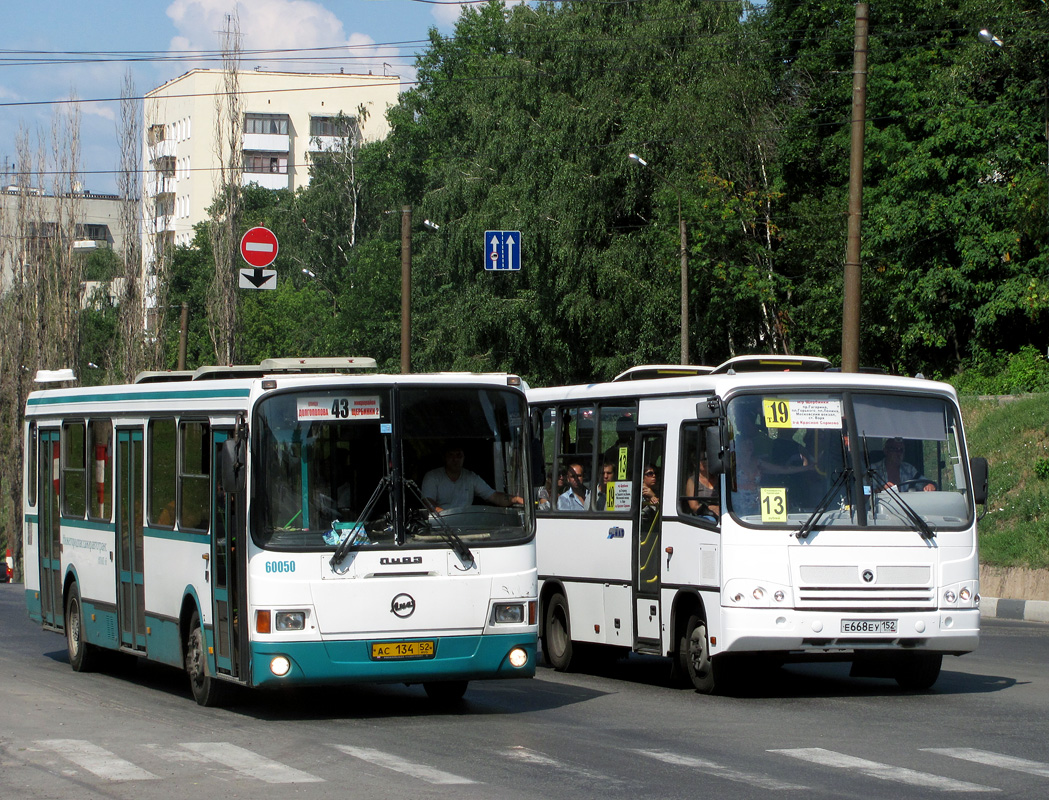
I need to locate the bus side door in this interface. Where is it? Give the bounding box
[115,429,146,651]
[38,429,62,628]
[211,430,245,680]
[634,430,665,648]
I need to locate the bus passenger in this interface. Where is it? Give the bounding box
[558,462,590,511]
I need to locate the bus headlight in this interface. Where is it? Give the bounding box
[270,655,292,677]
[508,647,528,668]
[275,611,306,631]
[491,603,525,624]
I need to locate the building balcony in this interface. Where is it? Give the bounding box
[243,132,290,152]
[242,172,290,191]
[148,139,177,160]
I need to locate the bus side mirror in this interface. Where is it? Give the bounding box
[221,438,246,493]
[705,426,724,477]
[970,456,988,507]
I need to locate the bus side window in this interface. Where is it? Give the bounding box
[179,421,211,532]
[149,418,177,527]
[62,420,87,518]
[679,423,720,524]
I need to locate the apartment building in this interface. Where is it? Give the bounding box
[142,68,401,252]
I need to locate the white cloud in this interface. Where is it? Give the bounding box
[430,2,467,28]
[165,0,387,72]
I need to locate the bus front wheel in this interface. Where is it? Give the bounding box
[66,584,97,673]
[543,592,574,671]
[678,613,719,694]
[894,653,942,690]
[185,611,228,707]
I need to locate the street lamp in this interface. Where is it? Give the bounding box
[628,152,689,365]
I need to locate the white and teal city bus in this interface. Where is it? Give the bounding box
[23,359,536,705]
[529,356,988,693]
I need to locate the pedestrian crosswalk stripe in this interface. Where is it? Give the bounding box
[34,739,158,781]
[924,748,1049,778]
[636,748,810,791]
[505,745,625,785]
[181,742,323,783]
[771,747,998,792]
[332,744,477,784]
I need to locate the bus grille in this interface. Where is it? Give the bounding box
[795,585,935,612]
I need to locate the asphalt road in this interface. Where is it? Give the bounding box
[2,581,1049,800]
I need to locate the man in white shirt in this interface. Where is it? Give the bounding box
[421,446,523,512]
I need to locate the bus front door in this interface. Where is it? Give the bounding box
[211,431,242,679]
[116,429,146,651]
[634,430,665,650]
[38,430,62,628]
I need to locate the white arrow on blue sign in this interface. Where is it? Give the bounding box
[484,230,522,271]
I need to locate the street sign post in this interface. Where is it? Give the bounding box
[484,231,521,271]
[240,226,278,289]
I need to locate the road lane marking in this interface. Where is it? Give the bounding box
[924,748,1049,778]
[332,744,477,784]
[635,748,809,791]
[771,747,997,792]
[181,742,323,783]
[34,739,158,781]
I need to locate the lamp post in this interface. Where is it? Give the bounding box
[628,153,689,365]
[301,268,337,317]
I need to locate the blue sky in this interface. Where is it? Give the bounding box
[1,0,469,194]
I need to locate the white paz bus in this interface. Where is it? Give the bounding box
[530,356,988,693]
[23,359,537,705]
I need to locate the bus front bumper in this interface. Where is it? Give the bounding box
[250,632,537,688]
[715,606,980,657]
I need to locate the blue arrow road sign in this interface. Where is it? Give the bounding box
[484,230,522,271]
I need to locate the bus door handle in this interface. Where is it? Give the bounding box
[202,552,210,582]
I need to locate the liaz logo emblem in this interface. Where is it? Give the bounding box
[390,593,416,618]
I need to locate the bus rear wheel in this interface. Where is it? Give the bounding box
[185,611,228,707]
[66,584,98,673]
[543,592,574,671]
[677,613,720,694]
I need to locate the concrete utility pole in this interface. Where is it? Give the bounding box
[841,2,869,373]
[401,205,412,374]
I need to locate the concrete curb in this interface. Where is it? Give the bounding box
[981,597,1049,623]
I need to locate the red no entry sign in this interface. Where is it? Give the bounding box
[240,227,279,268]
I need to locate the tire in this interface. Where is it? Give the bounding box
[543,592,574,672]
[65,584,97,673]
[895,653,942,690]
[676,613,720,694]
[185,611,228,707]
[423,680,469,704]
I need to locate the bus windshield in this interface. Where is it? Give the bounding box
[253,385,531,549]
[725,391,973,530]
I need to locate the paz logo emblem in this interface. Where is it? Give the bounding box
[390,593,416,618]
[862,569,875,583]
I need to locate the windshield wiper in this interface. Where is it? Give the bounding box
[404,479,475,566]
[866,470,935,540]
[329,476,390,572]
[796,467,852,540]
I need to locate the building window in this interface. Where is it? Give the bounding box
[244,113,289,135]
[310,115,359,139]
[244,151,288,174]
